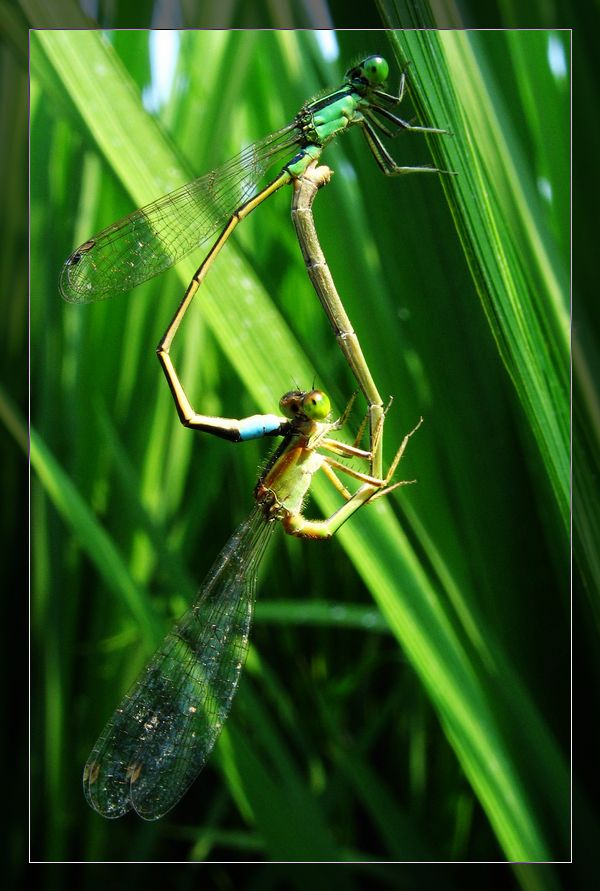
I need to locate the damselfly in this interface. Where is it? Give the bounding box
[83,388,421,820]
[60,55,448,305]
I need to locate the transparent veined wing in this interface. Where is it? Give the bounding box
[61,123,300,304]
[83,506,277,820]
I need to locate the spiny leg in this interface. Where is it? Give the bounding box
[368,416,423,501]
[360,116,452,177]
[318,397,391,466]
[370,63,449,136]
[322,413,421,492]
[351,408,370,450]
[366,104,449,137]
[320,461,354,501]
[328,391,358,433]
[369,68,450,136]
[371,62,411,106]
[285,417,423,539]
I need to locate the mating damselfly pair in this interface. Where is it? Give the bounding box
[64,55,450,820]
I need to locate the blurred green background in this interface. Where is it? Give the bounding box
[3,0,593,883]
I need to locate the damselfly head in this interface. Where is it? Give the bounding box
[346,55,389,88]
[280,389,331,422]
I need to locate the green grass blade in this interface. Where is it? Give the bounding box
[389,29,570,530]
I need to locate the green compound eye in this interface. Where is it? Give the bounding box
[302,389,331,420]
[362,55,389,85]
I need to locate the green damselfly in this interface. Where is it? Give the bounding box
[83,388,421,819]
[61,55,448,479]
[60,55,448,305]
